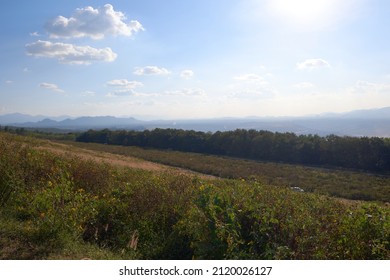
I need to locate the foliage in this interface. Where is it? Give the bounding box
[68,141,390,202]
[0,132,389,260]
[0,125,77,141]
[76,128,390,173]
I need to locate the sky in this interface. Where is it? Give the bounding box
[1,0,390,119]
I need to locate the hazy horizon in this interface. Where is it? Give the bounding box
[1,1,390,118]
[1,106,389,122]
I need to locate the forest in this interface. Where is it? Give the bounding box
[76,128,390,174]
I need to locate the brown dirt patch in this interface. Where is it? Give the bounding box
[35,141,217,179]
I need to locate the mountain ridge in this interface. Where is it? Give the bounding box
[1,107,389,137]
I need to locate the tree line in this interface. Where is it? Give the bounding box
[76,128,390,173]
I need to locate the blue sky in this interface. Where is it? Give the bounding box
[1,0,390,119]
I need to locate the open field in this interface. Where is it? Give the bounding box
[36,140,217,180]
[1,132,389,259]
[66,141,390,203]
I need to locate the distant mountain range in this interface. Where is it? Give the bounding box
[1,107,389,137]
[0,113,70,124]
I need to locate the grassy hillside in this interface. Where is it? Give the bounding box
[0,132,389,259]
[67,141,390,202]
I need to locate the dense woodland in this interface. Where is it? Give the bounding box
[76,129,390,174]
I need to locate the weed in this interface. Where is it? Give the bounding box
[0,132,388,259]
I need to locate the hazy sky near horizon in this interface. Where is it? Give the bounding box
[1,0,390,119]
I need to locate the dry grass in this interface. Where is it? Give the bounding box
[36,141,216,180]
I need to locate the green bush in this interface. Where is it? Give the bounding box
[0,132,389,259]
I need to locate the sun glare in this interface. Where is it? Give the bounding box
[266,0,350,30]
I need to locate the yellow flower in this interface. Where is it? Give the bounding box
[40,212,45,218]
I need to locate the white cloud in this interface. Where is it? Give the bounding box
[26,40,117,65]
[107,79,143,88]
[45,4,144,40]
[229,73,276,99]
[297,58,330,70]
[107,87,206,98]
[134,66,171,76]
[106,79,143,96]
[106,92,122,98]
[164,88,206,97]
[30,31,40,37]
[39,82,64,93]
[180,70,194,79]
[5,80,14,84]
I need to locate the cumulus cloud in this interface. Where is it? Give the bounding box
[164,88,206,97]
[26,40,117,65]
[107,79,143,88]
[30,31,40,37]
[106,79,143,96]
[134,66,171,76]
[109,87,206,98]
[180,70,194,79]
[230,73,276,99]
[39,82,64,93]
[45,4,144,39]
[297,58,330,70]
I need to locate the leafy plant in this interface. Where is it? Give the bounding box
[0,132,388,260]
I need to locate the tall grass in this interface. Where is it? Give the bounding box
[67,141,390,202]
[0,132,389,259]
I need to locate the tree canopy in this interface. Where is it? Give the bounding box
[76,128,390,174]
